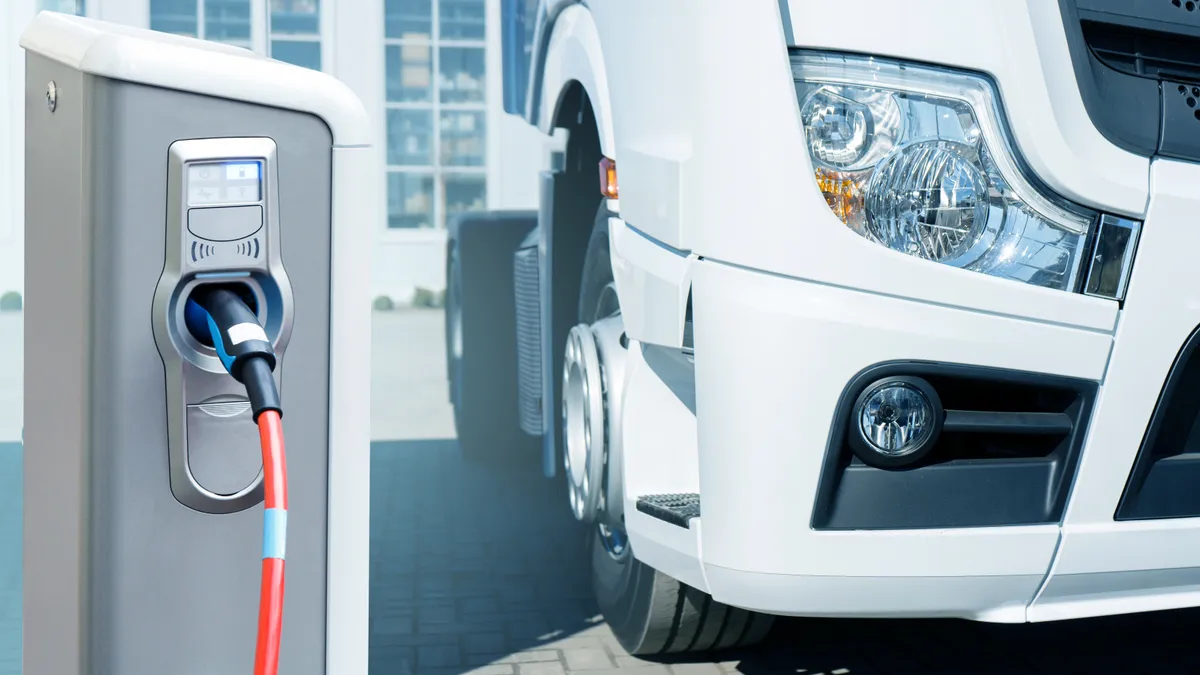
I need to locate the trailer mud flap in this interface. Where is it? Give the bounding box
[531,168,595,477]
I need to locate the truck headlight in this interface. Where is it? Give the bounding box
[793,52,1097,292]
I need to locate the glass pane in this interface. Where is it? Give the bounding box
[385,0,432,40]
[386,44,433,103]
[38,0,85,15]
[387,110,434,166]
[388,172,436,228]
[271,40,322,71]
[443,174,487,225]
[439,111,485,167]
[270,0,319,35]
[150,0,198,36]
[439,47,486,104]
[439,0,485,40]
[205,0,251,42]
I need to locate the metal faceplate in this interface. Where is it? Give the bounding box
[151,137,295,514]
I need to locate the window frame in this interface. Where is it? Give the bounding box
[384,0,487,231]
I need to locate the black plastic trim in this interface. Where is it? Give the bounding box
[812,361,1097,531]
[1058,0,1200,162]
[943,411,1075,435]
[637,493,701,529]
[1058,0,1162,157]
[1116,323,1200,520]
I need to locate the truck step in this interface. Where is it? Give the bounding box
[636,493,701,529]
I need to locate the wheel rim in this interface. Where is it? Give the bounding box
[561,280,632,560]
[562,325,604,522]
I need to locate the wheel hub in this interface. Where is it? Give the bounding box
[563,324,605,522]
[562,315,627,526]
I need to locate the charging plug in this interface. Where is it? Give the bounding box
[187,286,282,420]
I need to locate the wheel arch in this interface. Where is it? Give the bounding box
[535,3,616,159]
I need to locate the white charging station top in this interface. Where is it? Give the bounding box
[20,12,371,148]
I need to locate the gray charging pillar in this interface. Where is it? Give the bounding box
[21,13,372,675]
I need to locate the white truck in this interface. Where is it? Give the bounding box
[445,0,1200,657]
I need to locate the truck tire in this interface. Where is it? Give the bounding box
[578,210,775,655]
[445,211,539,464]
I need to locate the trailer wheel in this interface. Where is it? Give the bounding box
[575,211,775,655]
[445,212,539,464]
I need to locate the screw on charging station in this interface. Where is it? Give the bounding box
[46,82,56,113]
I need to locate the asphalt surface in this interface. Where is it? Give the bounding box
[4,310,1200,674]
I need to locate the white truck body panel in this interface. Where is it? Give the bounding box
[500,0,1200,625]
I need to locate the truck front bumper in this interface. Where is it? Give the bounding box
[638,159,1200,622]
[685,256,1108,621]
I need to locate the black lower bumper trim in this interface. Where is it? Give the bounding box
[813,361,1097,531]
[1117,325,1200,521]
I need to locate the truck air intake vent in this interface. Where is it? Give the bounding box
[1174,84,1200,120]
[513,232,544,436]
[1081,18,1200,82]
[812,361,1097,531]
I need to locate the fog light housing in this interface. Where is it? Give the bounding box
[849,376,943,469]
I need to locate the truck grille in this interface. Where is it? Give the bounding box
[1060,0,1200,160]
[513,241,544,436]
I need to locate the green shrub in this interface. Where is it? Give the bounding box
[372,295,395,311]
[0,291,21,312]
[412,287,444,309]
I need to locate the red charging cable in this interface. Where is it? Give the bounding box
[254,410,289,675]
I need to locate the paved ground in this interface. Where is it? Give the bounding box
[7,310,1200,674]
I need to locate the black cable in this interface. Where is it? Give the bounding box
[186,286,281,421]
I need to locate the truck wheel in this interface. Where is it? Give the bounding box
[445,212,539,464]
[570,210,775,655]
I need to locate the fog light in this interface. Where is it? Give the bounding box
[849,376,943,469]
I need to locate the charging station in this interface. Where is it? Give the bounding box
[21,13,373,675]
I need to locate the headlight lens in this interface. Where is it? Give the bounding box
[793,52,1097,292]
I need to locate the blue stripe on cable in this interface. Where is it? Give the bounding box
[206,314,236,372]
[262,508,287,560]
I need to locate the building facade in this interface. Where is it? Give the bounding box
[0,0,547,307]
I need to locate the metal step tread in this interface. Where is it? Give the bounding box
[636,493,701,529]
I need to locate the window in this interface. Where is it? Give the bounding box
[149,1,324,71]
[439,111,485,167]
[38,0,85,14]
[388,173,436,229]
[444,174,486,222]
[386,0,433,40]
[439,0,485,40]
[500,0,539,115]
[269,0,322,71]
[385,0,487,230]
[270,40,321,70]
[438,46,485,105]
[386,44,434,103]
[388,110,435,166]
[150,0,250,47]
[205,0,251,45]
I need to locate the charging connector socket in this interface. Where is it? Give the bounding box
[184,282,258,348]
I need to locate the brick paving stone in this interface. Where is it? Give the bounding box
[573,667,671,675]
[502,649,563,664]
[464,632,508,655]
[614,655,658,669]
[465,665,517,675]
[563,647,615,671]
[417,643,462,668]
[517,662,568,675]
[669,663,724,675]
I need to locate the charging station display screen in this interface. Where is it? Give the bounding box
[187,161,262,206]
